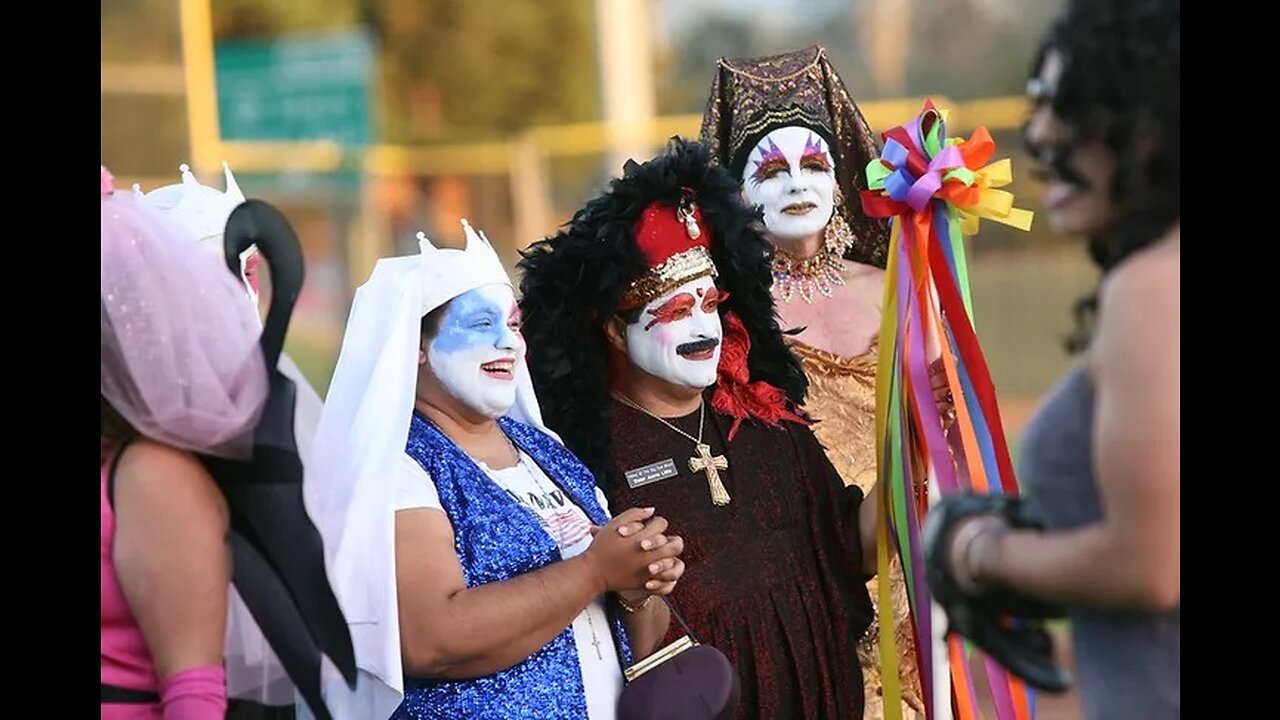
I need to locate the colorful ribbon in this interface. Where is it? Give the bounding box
[862,100,1034,720]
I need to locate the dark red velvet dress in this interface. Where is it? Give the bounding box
[607,397,873,720]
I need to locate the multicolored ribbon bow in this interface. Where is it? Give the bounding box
[861,100,1035,720]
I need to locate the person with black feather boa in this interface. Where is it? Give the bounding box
[519,138,878,719]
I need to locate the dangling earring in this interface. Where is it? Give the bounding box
[824,186,856,258]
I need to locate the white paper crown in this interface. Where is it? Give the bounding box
[137,162,246,247]
[417,218,512,315]
[135,161,259,306]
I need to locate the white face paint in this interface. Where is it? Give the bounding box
[624,275,725,390]
[427,284,525,419]
[741,125,837,241]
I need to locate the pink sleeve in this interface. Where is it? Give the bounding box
[159,665,227,720]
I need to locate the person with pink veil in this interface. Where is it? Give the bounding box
[101,165,355,720]
[101,163,268,719]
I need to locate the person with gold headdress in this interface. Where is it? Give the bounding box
[700,46,953,719]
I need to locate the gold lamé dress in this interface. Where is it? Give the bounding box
[788,339,925,720]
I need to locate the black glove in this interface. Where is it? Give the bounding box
[923,492,1072,693]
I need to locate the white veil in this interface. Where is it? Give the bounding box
[300,220,554,719]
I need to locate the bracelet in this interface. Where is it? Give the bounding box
[617,593,655,614]
[966,521,1007,587]
[951,517,1004,593]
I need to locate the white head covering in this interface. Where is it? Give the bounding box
[136,162,261,303]
[302,219,553,719]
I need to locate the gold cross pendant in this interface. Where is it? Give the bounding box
[689,443,730,506]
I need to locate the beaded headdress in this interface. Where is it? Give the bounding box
[699,46,890,267]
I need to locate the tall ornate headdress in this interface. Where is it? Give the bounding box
[700,46,890,268]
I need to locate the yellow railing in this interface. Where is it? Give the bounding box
[106,0,1038,286]
[208,96,1025,177]
[104,57,1027,178]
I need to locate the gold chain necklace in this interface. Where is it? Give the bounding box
[613,394,731,506]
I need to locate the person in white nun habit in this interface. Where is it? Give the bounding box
[304,220,686,719]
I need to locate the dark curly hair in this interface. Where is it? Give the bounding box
[1024,0,1179,352]
[518,137,807,490]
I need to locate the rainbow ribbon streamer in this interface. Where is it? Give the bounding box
[861,100,1034,720]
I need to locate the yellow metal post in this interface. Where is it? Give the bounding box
[510,132,553,252]
[179,0,222,176]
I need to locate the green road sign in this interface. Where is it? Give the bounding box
[215,28,374,147]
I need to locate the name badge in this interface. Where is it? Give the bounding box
[624,458,679,489]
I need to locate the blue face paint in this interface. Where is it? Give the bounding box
[432,287,520,355]
[426,284,523,419]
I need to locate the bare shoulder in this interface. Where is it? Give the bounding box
[841,259,885,302]
[114,439,224,515]
[117,439,213,485]
[1092,228,1180,371]
[1100,227,1180,309]
[1097,231,1179,335]
[396,505,455,539]
[842,259,885,286]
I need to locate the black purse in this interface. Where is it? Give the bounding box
[617,600,740,720]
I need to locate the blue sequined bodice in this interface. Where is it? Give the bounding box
[392,414,632,720]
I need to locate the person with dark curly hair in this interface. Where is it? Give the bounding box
[519,138,878,719]
[925,1,1179,717]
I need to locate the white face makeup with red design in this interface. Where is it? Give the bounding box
[427,284,525,418]
[624,275,726,390]
[742,125,837,241]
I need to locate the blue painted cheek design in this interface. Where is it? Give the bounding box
[431,289,511,355]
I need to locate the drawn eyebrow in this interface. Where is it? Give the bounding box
[644,293,696,330]
[801,133,831,169]
[750,138,788,185]
[700,287,728,311]
[800,150,831,170]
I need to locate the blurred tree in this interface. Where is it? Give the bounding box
[658,15,752,115]
[364,0,600,143]
[101,0,183,62]
[105,0,601,172]
[657,0,1063,113]
[101,0,182,175]
[903,0,1060,99]
[213,0,363,39]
